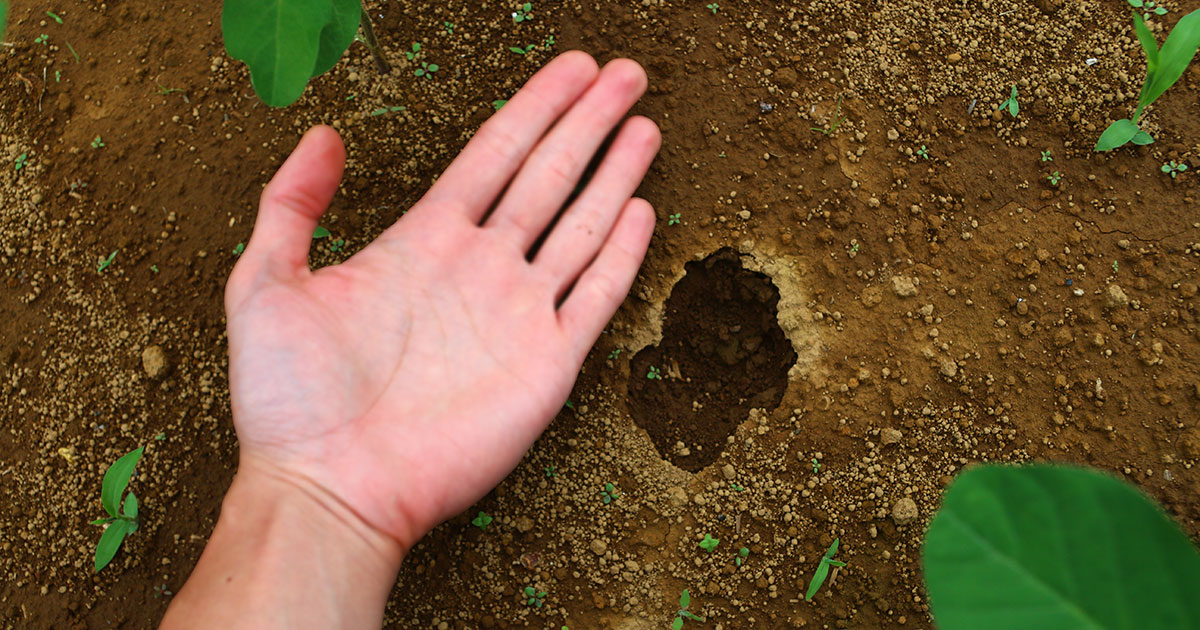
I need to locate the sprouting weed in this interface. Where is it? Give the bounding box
[647,366,662,380]
[668,213,681,226]
[471,511,493,530]
[812,458,822,474]
[1129,0,1168,20]
[805,538,847,601]
[523,586,546,607]
[14,153,28,171]
[493,99,509,110]
[672,590,705,629]
[512,2,533,22]
[544,465,557,478]
[509,44,536,55]
[600,482,619,504]
[1041,149,1054,162]
[232,242,245,257]
[405,42,422,61]
[698,533,719,553]
[1162,160,1188,178]
[607,348,622,360]
[1047,171,1063,186]
[444,21,456,34]
[97,250,117,273]
[997,85,1019,117]
[414,61,439,78]
[729,482,745,492]
[90,136,105,149]
[706,3,719,13]
[916,145,930,160]
[35,33,49,45]
[736,547,750,567]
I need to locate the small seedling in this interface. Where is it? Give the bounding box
[607,348,622,360]
[14,153,27,171]
[232,242,245,256]
[810,95,846,136]
[672,589,705,629]
[35,33,49,45]
[1047,171,1062,186]
[55,70,62,82]
[1041,149,1054,162]
[706,2,719,13]
[90,136,105,149]
[330,239,345,253]
[600,482,619,504]
[370,105,406,116]
[849,242,860,255]
[668,213,681,226]
[1096,8,1200,151]
[414,61,439,78]
[805,538,847,601]
[736,547,750,567]
[812,458,821,474]
[564,400,574,410]
[149,264,159,274]
[509,44,536,55]
[523,586,546,607]
[699,533,719,553]
[443,21,456,34]
[1162,160,1188,178]
[155,82,187,98]
[471,511,493,530]
[997,85,1019,117]
[152,583,172,599]
[544,35,556,48]
[405,42,422,60]
[1112,260,1120,273]
[97,250,117,273]
[493,99,508,110]
[65,40,79,62]
[154,432,165,441]
[512,2,533,22]
[1129,0,1168,20]
[46,10,63,23]
[646,366,662,380]
[313,226,332,239]
[91,447,144,572]
[916,145,930,160]
[544,464,557,478]
[729,482,745,492]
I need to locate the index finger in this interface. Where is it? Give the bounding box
[419,51,600,223]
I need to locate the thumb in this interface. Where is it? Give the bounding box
[247,125,346,276]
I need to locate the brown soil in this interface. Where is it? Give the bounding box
[2,0,1199,628]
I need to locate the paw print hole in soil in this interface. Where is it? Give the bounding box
[629,249,796,472]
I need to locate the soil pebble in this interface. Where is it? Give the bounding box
[1105,284,1129,308]
[891,498,919,526]
[891,276,918,298]
[590,539,608,556]
[881,428,902,445]
[142,345,167,379]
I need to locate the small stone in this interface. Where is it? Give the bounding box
[891,276,918,297]
[142,345,167,379]
[1106,284,1129,307]
[947,52,962,63]
[667,486,688,508]
[880,428,902,445]
[589,539,607,556]
[515,516,534,533]
[939,359,958,378]
[721,464,736,480]
[892,497,918,526]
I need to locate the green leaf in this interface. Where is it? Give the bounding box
[0,2,8,39]
[1131,130,1155,145]
[94,520,131,572]
[682,611,705,621]
[312,0,361,77]
[805,559,832,601]
[122,492,138,520]
[313,226,331,239]
[101,447,143,518]
[1133,11,1160,75]
[510,46,528,54]
[672,618,683,630]
[1129,0,1144,7]
[1142,9,1200,112]
[680,589,690,609]
[923,464,1200,630]
[222,0,334,107]
[1095,119,1140,151]
[90,517,116,525]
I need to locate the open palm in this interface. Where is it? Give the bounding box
[224,53,660,549]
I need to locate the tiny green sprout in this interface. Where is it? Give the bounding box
[729,482,745,492]
[149,264,159,274]
[65,40,79,62]
[646,366,662,380]
[544,464,557,478]
[35,33,49,45]
[1162,160,1188,178]
[90,136,105,149]
[153,583,172,598]
[706,3,719,14]
[600,482,619,504]
[668,213,682,226]
[849,242,860,255]
[471,511,493,530]
[607,348,622,360]
[1041,149,1054,162]
[493,99,509,110]
[699,533,719,553]
[1112,260,1120,273]
[47,10,63,23]
[1129,0,1168,20]
[55,70,61,82]
[736,547,750,567]
[14,152,28,171]
[997,85,1019,117]
[370,105,406,116]
[414,61,439,78]
[444,21,456,34]
[916,145,930,160]
[232,242,245,257]
[92,447,144,572]
[673,589,705,630]
[810,95,846,136]
[513,2,533,23]
[523,585,547,607]
[330,239,345,253]
[1047,171,1063,186]
[564,400,574,410]
[154,432,165,441]
[405,42,422,61]
[97,250,117,273]
[812,458,821,474]
[510,44,536,55]
[544,34,556,48]
[805,538,847,601]
[313,226,332,239]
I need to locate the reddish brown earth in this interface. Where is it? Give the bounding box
[2,0,1199,628]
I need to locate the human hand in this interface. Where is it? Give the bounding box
[224,52,660,553]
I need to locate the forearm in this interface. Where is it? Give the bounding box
[160,459,405,630]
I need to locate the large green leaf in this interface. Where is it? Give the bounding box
[1095,119,1140,152]
[0,2,9,39]
[94,520,130,572]
[101,447,143,518]
[1133,11,1160,77]
[924,465,1200,630]
[312,0,361,77]
[1142,9,1200,111]
[222,0,334,107]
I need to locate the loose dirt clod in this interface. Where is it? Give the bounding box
[142,345,167,379]
[892,498,919,526]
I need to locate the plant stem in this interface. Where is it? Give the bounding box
[359,4,390,74]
